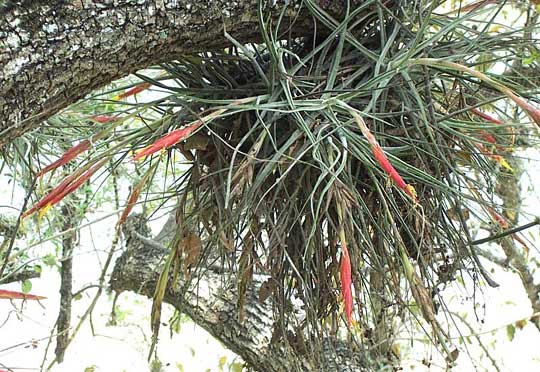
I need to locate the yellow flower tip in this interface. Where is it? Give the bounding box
[38,203,52,221]
[498,158,514,172]
[131,147,150,162]
[405,184,418,203]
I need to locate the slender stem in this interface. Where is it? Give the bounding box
[0,178,36,280]
[469,219,540,246]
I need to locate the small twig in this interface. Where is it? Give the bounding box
[470,218,540,246]
[46,159,122,370]
[0,268,41,284]
[54,202,78,363]
[473,246,508,268]
[0,178,36,280]
[107,291,121,326]
[451,311,501,372]
[71,284,103,299]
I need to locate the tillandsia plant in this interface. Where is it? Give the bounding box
[9,0,540,369]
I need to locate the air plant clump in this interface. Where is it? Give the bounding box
[23,0,540,368]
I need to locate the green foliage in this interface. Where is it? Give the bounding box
[21,278,32,293]
[506,324,516,341]
[1,0,539,369]
[150,358,164,372]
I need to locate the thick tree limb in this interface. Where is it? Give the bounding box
[110,215,365,372]
[0,0,352,147]
[495,158,540,331]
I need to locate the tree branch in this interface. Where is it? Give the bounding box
[109,214,365,372]
[495,158,540,331]
[0,0,353,147]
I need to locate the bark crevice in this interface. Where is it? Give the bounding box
[0,0,346,147]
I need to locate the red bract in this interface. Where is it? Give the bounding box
[354,113,417,202]
[0,289,46,301]
[46,161,105,208]
[37,140,91,177]
[340,243,353,327]
[22,172,81,218]
[479,131,497,145]
[115,82,152,100]
[117,165,155,228]
[132,122,202,161]
[23,160,106,218]
[92,115,118,123]
[512,96,540,127]
[471,108,503,125]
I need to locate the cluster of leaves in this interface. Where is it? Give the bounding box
[5,0,540,368]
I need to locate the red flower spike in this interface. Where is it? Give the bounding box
[117,165,155,228]
[132,122,202,162]
[354,113,417,202]
[45,160,106,210]
[117,188,143,228]
[512,96,540,127]
[23,160,106,219]
[479,130,497,145]
[22,172,82,218]
[487,207,529,249]
[471,108,504,125]
[114,82,152,100]
[340,243,353,327]
[372,146,407,189]
[91,115,118,123]
[488,207,509,229]
[37,140,91,177]
[0,289,46,301]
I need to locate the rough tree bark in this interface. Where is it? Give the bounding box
[110,215,365,371]
[0,0,353,147]
[1,1,367,370]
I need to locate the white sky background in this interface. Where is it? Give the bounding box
[0,176,238,372]
[0,84,239,372]
[2,2,540,371]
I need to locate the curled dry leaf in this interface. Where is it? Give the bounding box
[181,233,202,276]
[258,278,276,304]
